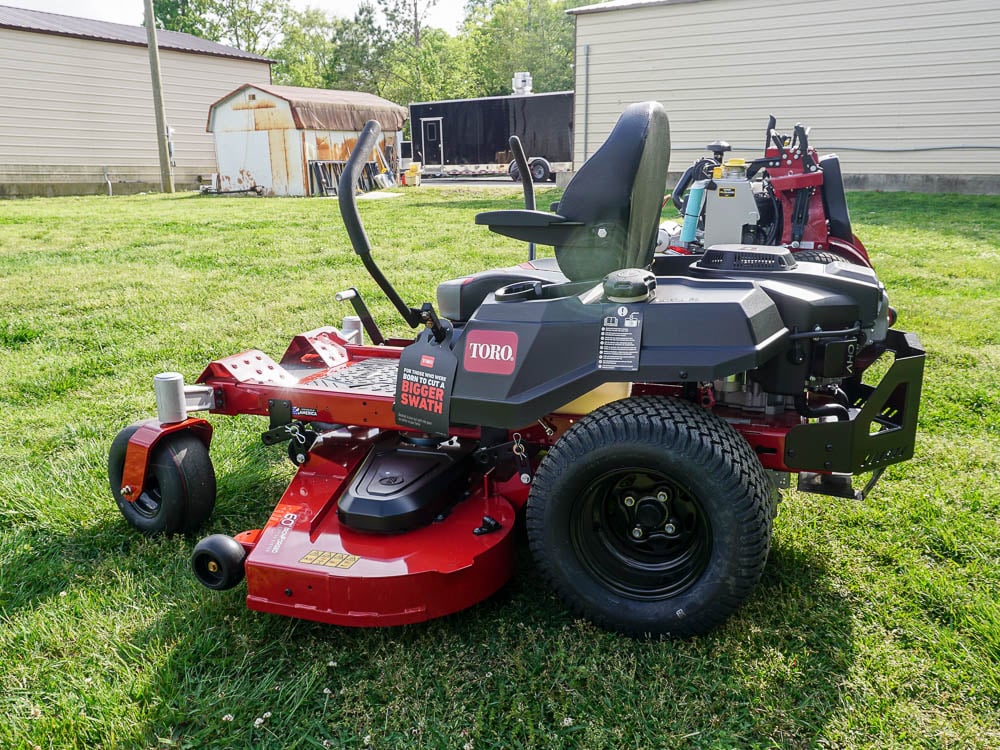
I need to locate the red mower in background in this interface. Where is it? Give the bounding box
[110,103,924,637]
[661,116,872,268]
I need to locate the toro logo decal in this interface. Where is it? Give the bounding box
[463,330,518,375]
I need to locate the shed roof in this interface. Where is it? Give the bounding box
[211,84,409,132]
[567,0,709,15]
[0,4,272,62]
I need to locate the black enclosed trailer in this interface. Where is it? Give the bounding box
[409,91,573,180]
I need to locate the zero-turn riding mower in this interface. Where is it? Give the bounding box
[109,102,924,637]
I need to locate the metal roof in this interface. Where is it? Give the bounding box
[0,4,273,63]
[209,84,409,132]
[567,0,709,15]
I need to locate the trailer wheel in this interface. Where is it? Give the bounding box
[108,425,216,536]
[529,160,550,182]
[509,163,521,182]
[526,396,775,637]
[192,534,246,590]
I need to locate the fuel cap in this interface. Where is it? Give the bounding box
[603,268,656,303]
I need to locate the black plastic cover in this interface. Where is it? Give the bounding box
[448,277,787,429]
[337,437,475,533]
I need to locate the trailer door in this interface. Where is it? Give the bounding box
[421,117,443,167]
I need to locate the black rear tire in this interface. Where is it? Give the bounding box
[793,249,849,264]
[192,534,246,590]
[108,425,216,535]
[509,164,521,182]
[526,396,776,637]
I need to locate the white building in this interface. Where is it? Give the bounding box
[0,4,272,196]
[568,0,1000,192]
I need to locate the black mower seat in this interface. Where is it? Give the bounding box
[819,154,853,241]
[475,101,671,282]
[436,257,566,323]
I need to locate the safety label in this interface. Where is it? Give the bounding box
[299,550,360,570]
[598,305,643,371]
[394,329,457,435]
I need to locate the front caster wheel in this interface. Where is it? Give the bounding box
[527,396,776,638]
[108,424,216,535]
[192,534,246,590]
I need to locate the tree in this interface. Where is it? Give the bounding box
[154,0,289,55]
[325,3,395,95]
[151,0,221,38]
[212,0,287,54]
[270,7,338,87]
[464,0,579,95]
[380,28,478,106]
[377,0,439,48]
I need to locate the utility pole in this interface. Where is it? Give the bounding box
[144,0,175,193]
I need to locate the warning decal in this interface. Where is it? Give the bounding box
[598,304,643,371]
[300,550,360,570]
[394,328,458,435]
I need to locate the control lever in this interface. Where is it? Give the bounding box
[509,135,536,261]
[335,287,385,345]
[764,114,777,151]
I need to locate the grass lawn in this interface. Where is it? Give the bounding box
[1,187,998,749]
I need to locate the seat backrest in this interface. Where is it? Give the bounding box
[554,102,670,282]
[819,154,853,241]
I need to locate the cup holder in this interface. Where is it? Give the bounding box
[495,280,544,302]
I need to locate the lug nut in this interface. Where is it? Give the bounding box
[631,526,643,539]
[656,491,669,503]
[624,496,636,507]
[664,523,677,535]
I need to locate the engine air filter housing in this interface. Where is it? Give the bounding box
[697,244,797,272]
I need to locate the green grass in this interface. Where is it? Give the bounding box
[1,188,998,749]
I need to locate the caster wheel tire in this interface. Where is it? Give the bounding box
[108,425,216,536]
[527,396,776,638]
[192,534,246,590]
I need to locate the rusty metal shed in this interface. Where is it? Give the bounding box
[207,83,408,196]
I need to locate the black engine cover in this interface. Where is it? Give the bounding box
[337,437,475,533]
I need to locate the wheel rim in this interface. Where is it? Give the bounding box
[131,479,163,519]
[570,467,712,600]
[193,552,225,587]
[531,164,545,181]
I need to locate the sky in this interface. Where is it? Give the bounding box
[4,0,468,35]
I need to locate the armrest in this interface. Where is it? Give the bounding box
[475,209,584,247]
[474,209,568,227]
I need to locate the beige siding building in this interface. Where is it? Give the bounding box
[569,0,1000,192]
[0,5,272,196]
